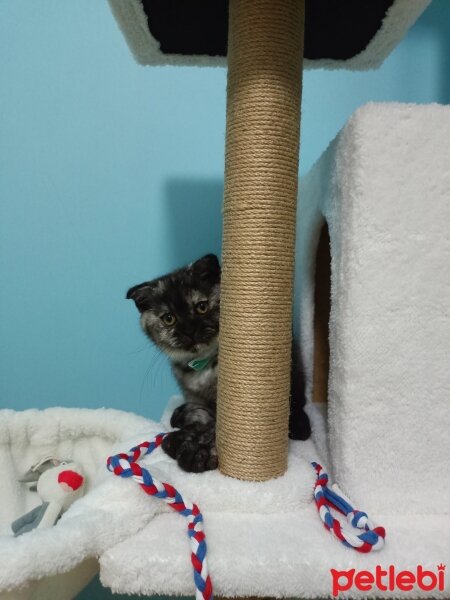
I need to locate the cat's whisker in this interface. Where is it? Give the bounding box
[128,343,150,356]
[140,347,167,401]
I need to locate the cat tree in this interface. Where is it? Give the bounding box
[108,0,430,481]
[4,3,450,600]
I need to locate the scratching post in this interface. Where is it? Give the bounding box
[109,0,431,485]
[217,0,305,481]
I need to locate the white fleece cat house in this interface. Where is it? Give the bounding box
[297,102,450,518]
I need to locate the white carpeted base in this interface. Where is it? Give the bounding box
[98,399,449,598]
[100,508,449,599]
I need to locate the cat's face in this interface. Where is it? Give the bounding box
[127,254,220,360]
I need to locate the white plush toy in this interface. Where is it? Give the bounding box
[11,457,86,536]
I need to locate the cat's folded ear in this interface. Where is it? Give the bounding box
[126,282,154,313]
[192,254,221,284]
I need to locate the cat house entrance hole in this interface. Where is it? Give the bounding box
[313,221,331,404]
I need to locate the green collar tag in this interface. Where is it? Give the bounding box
[188,357,212,371]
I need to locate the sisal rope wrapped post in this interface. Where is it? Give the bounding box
[217,0,305,480]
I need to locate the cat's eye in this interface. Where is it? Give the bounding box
[195,301,208,315]
[161,313,177,326]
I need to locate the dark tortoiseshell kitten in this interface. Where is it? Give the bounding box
[127,254,310,473]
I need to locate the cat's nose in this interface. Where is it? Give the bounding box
[183,325,196,338]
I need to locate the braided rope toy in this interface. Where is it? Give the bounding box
[107,436,386,599]
[107,433,213,600]
[312,462,386,552]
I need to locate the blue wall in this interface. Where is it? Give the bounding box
[0,2,448,423]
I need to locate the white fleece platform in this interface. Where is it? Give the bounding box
[108,0,430,70]
[98,398,449,599]
[0,407,159,599]
[0,401,318,600]
[100,510,448,599]
[0,402,321,599]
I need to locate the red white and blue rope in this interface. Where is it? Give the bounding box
[312,462,386,552]
[107,436,384,598]
[107,434,213,600]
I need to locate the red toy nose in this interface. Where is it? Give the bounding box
[58,469,84,491]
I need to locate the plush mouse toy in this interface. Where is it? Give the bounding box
[11,457,85,536]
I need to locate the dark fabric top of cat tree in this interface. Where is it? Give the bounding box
[143,0,392,60]
[108,0,430,69]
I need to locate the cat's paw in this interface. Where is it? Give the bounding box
[288,407,311,441]
[170,403,190,428]
[162,425,218,473]
[170,403,215,429]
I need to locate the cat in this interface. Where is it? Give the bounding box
[127,253,311,473]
